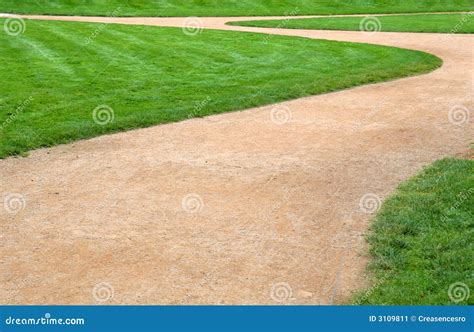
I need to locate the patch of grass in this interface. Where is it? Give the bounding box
[231,13,474,34]
[354,158,474,305]
[0,19,441,158]
[0,0,472,17]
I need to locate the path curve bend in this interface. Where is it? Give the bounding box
[0,14,472,304]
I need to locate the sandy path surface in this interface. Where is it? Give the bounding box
[0,14,472,305]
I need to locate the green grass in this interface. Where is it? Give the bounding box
[0,0,472,17]
[354,158,474,305]
[0,19,441,158]
[231,13,474,34]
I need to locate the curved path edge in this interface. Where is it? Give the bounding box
[0,14,472,305]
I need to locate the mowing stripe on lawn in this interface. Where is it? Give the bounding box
[0,19,441,158]
[0,0,472,16]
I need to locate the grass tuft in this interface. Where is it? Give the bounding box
[354,158,474,305]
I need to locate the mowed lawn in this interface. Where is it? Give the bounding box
[355,158,474,305]
[231,13,474,34]
[0,19,442,158]
[0,0,472,16]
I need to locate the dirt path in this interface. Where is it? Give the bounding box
[0,14,472,305]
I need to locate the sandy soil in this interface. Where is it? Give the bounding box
[0,14,472,305]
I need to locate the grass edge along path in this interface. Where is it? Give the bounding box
[0,0,472,17]
[353,158,474,305]
[0,20,441,158]
[230,13,474,34]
